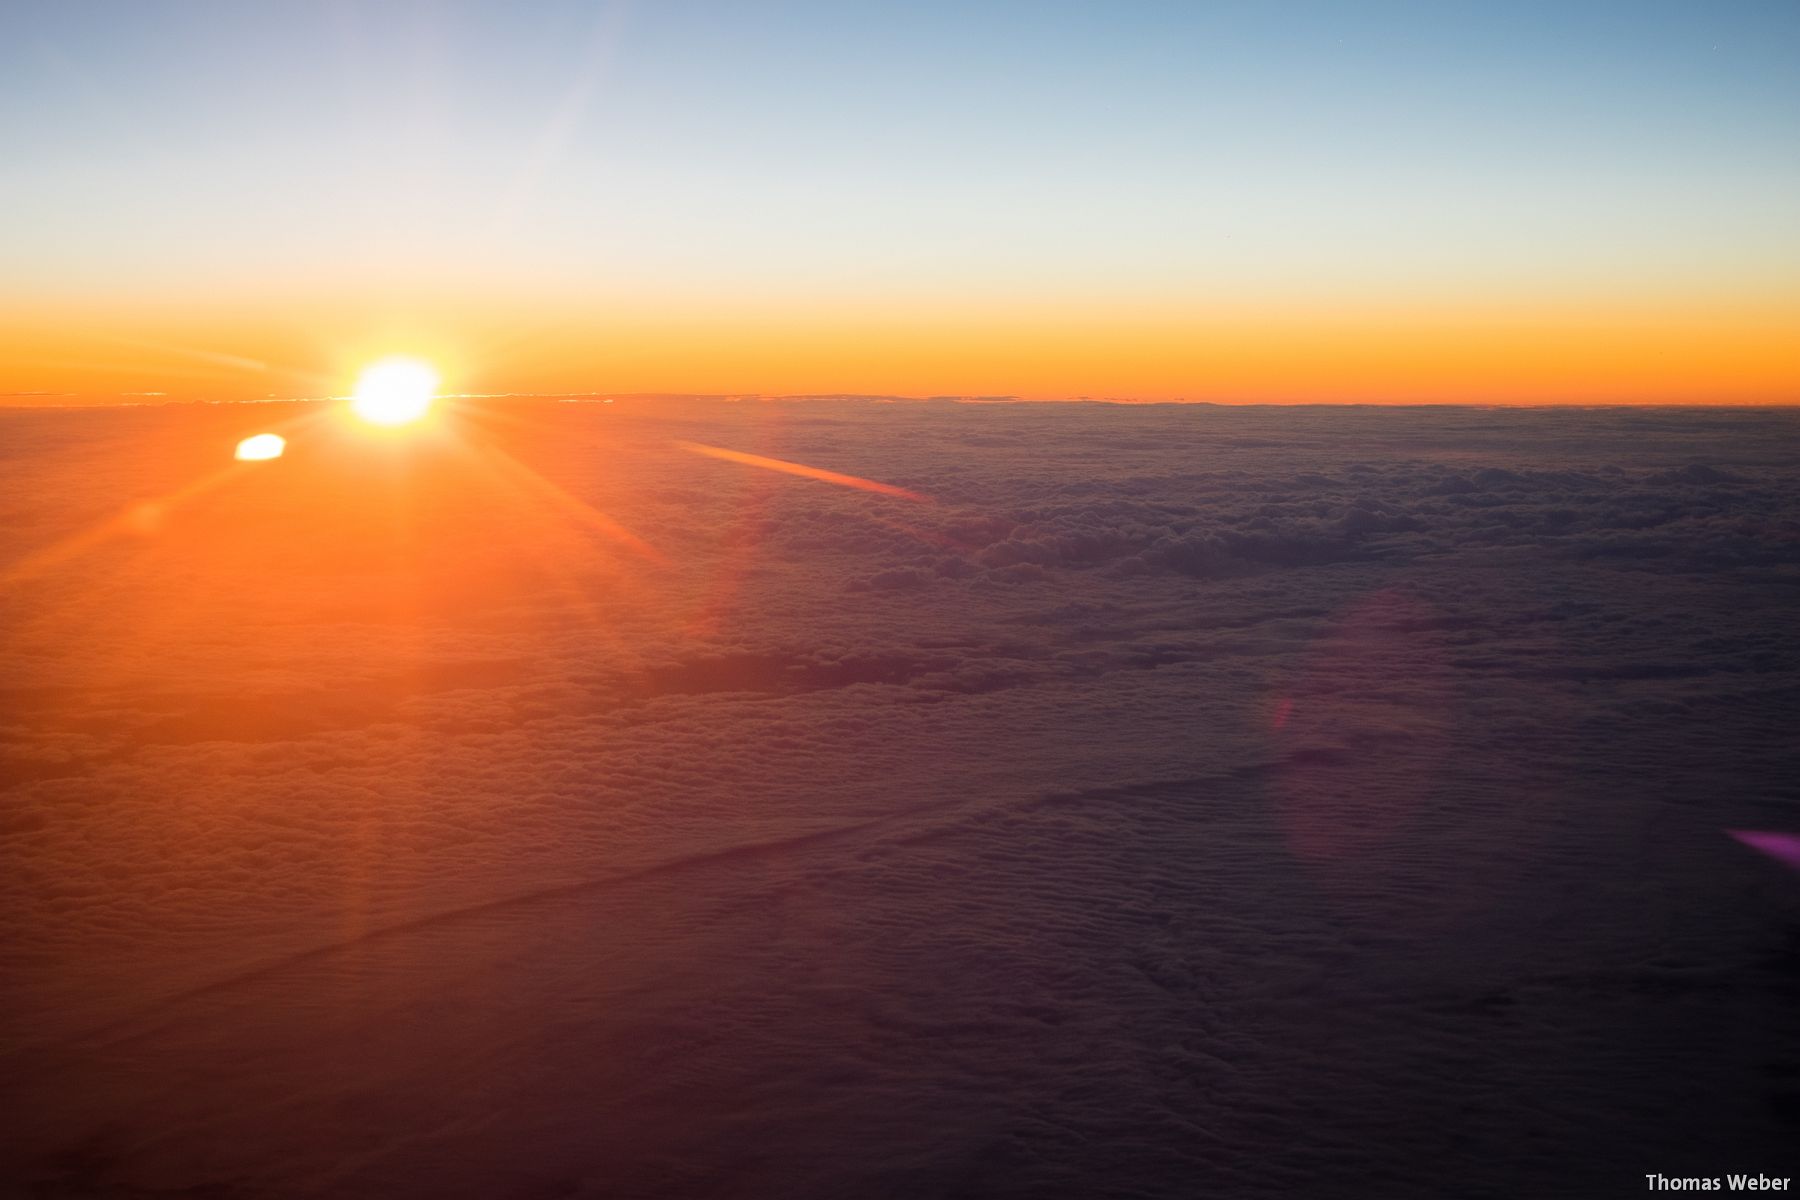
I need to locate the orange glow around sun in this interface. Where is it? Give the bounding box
[0,292,1795,406]
[350,358,439,426]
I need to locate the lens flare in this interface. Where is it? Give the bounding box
[350,358,439,427]
[234,433,285,461]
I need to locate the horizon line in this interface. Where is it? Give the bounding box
[3,393,1799,412]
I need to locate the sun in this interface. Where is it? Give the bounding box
[350,357,439,426]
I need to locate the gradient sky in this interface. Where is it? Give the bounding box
[4,0,1797,403]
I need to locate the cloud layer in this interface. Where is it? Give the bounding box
[2,400,1798,1196]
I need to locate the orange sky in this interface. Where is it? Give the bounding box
[5,290,1796,406]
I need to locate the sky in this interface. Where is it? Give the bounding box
[3,0,1797,403]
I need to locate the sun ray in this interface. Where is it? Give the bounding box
[674,441,929,503]
[469,439,667,566]
[490,2,632,236]
[72,333,346,397]
[0,407,334,590]
[432,431,660,656]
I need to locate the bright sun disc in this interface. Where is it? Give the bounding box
[350,358,438,426]
[235,433,285,461]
